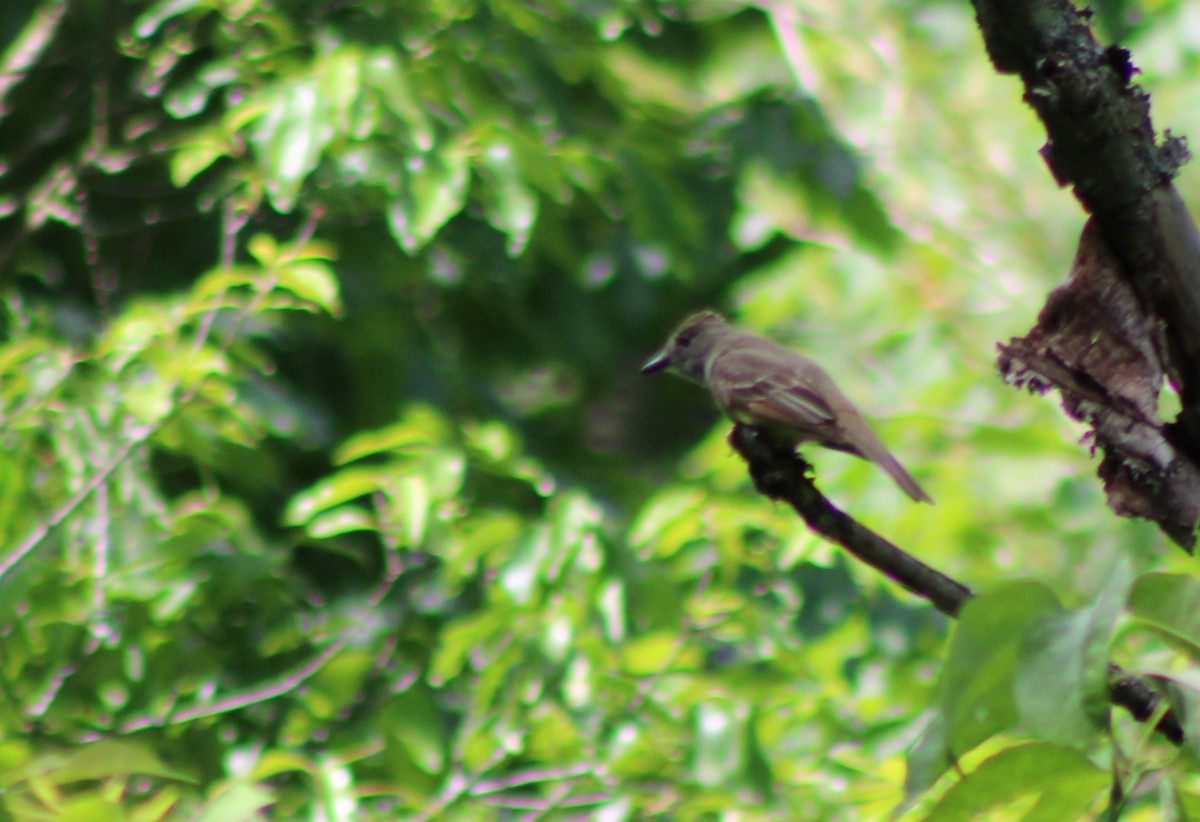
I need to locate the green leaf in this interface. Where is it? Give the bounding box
[477,137,538,256]
[462,419,554,492]
[694,701,745,788]
[547,491,601,573]
[386,689,446,774]
[387,145,469,254]
[164,61,240,119]
[445,512,523,578]
[304,506,376,538]
[422,449,466,501]
[315,757,358,822]
[362,48,432,149]
[285,466,390,526]
[282,239,338,262]
[904,714,950,806]
[100,301,174,372]
[251,751,312,779]
[252,79,333,212]
[314,48,363,134]
[630,489,707,557]
[939,580,1061,757]
[2,740,193,786]
[920,742,1107,822]
[130,785,180,822]
[609,719,681,779]
[247,234,278,268]
[188,266,260,307]
[335,408,452,463]
[123,368,176,424]
[170,135,229,187]
[276,261,343,316]
[133,0,202,38]
[1128,572,1200,657]
[429,611,506,685]
[619,631,699,676]
[396,474,430,547]
[685,589,748,623]
[1015,558,1131,744]
[499,526,549,604]
[195,783,274,822]
[304,651,373,720]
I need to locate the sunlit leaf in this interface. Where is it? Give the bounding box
[195,783,275,822]
[477,136,538,256]
[251,79,333,212]
[170,136,229,187]
[362,48,432,150]
[387,145,469,254]
[429,611,506,685]
[130,785,180,822]
[694,701,745,787]
[335,408,452,463]
[620,631,699,676]
[251,751,313,779]
[397,474,429,547]
[919,743,1107,822]
[630,489,708,557]
[133,0,202,38]
[285,466,392,526]
[276,262,343,316]
[500,526,549,604]
[248,234,278,268]
[304,506,376,538]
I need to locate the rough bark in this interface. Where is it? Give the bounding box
[975,0,1200,547]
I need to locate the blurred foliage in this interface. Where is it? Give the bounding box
[3,0,1200,818]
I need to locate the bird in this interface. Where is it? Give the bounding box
[641,311,932,503]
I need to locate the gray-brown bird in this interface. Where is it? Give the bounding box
[642,311,932,503]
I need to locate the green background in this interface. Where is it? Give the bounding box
[2,0,1200,818]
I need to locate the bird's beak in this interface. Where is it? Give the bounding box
[640,350,670,374]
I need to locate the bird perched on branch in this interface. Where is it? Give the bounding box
[642,311,932,503]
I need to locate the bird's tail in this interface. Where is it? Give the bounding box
[874,448,933,504]
[840,416,933,504]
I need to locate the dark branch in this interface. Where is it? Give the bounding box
[1110,664,1184,745]
[729,425,971,615]
[975,0,1200,546]
[729,423,1184,744]
[998,223,1200,548]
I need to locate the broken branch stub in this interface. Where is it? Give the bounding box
[998,219,1200,549]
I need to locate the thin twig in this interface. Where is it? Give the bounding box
[114,638,349,733]
[0,424,152,581]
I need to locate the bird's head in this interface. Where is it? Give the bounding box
[641,311,731,383]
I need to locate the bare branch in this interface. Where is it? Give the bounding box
[729,424,972,616]
[975,0,1200,545]
[728,423,1184,744]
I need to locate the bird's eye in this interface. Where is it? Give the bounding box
[678,331,695,347]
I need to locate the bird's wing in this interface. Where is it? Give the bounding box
[707,346,836,429]
[709,341,933,502]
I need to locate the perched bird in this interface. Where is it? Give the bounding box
[641,311,932,503]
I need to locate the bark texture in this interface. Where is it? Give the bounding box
[975,0,1200,547]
